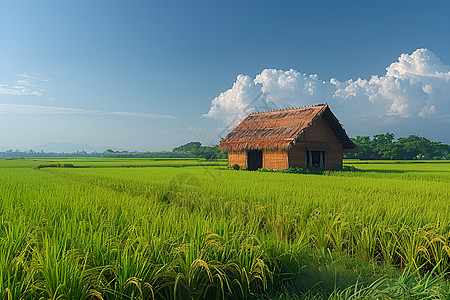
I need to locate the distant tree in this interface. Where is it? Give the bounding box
[372,133,395,159]
[98,141,227,160]
[352,136,372,159]
[345,133,449,160]
[172,142,201,152]
[198,147,218,160]
[397,135,435,159]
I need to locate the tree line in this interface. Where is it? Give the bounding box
[100,142,227,160]
[344,133,450,160]
[0,150,101,158]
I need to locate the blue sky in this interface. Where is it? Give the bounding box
[1,1,450,151]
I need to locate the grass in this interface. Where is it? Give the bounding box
[0,158,449,299]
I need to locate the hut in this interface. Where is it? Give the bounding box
[218,104,356,170]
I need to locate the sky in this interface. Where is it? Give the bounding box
[1,1,450,151]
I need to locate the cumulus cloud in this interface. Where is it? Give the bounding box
[204,74,262,127]
[205,48,450,139]
[204,71,335,127]
[333,49,450,119]
[0,104,176,119]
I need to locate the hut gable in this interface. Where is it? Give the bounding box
[219,104,356,152]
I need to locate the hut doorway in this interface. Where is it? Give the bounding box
[307,150,325,169]
[247,150,262,171]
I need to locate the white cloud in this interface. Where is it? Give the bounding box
[0,104,176,119]
[333,49,450,118]
[0,84,44,96]
[205,48,450,139]
[254,69,334,106]
[18,73,34,79]
[386,49,450,77]
[182,126,206,131]
[204,74,262,127]
[0,104,91,114]
[0,73,45,96]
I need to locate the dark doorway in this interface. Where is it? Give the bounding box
[307,150,325,169]
[247,150,263,171]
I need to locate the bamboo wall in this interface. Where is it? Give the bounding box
[287,143,307,168]
[228,151,247,168]
[263,150,288,169]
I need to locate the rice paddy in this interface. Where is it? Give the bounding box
[0,158,449,299]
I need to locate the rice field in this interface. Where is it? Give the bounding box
[0,158,449,299]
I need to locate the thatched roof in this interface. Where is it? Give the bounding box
[219,104,356,152]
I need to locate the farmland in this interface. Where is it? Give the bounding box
[1,158,449,299]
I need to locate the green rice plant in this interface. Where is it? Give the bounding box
[0,218,30,300]
[0,158,449,298]
[28,232,96,299]
[328,214,352,253]
[375,225,400,266]
[101,239,162,300]
[331,266,449,300]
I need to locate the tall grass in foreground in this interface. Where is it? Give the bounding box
[50,163,450,270]
[0,168,296,299]
[0,159,449,299]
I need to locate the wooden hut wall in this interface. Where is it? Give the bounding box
[300,117,343,169]
[263,150,288,169]
[326,144,344,169]
[287,143,307,169]
[228,151,247,168]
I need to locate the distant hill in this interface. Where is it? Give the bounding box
[30,142,129,153]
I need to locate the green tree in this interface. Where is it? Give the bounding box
[172,142,201,156]
[347,133,449,160]
[397,135,433,159]
[372,133,395,159]
[352,136,373,159]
